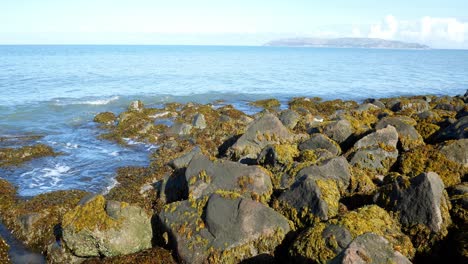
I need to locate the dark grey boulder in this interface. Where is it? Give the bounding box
[354,125,398,149]
[331,233,412,264]
[228,113,298,159]
[436,116,468,141]
[157,194,290,264]
[376,117,424,151]
[279,174,341,221]
[439,139,468,167]
[185,154,273,201]
[323,119,354,144]
[168,146,202,170]
[299,133,341,156]
[205,194,290,249]
[279,109,300,129]
[356,103,380,112]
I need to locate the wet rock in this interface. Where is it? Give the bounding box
[435,115,468,141]
[192,113,207,129]
[228,113,298,160]
[331,233,412,264]
[376,116,424,151]
[279,109,300,129]
[0,144,57,167]
[168,146,202,170]
[93,112,116,125]
[185,154,273,203]
[0,237,9,264]
[289,223,352,264]
[157,194,290,264]
[60,195,152,258]
[167,122,193,136]
[439,139,468,167]
[322,119,354,144]
[299,133,341,156]
[348,125,399,174]
[376,172,451,252]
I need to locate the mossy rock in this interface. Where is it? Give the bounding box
[399,145,465,187]
[0,144,57,167]
[329,205,415,258]
[94,112,116,125]
[289,223,352,264]
[415,122,440,140]
[0,237,9,264]
[61,195,152,258]
[249,99,281,109]
[347,166,377,196]
[376,116,424,151]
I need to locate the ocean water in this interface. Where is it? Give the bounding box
[0,45,467,197]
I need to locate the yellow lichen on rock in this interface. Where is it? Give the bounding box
[316,179,340,217]
[289,223,337,264]
[62,195,121,232]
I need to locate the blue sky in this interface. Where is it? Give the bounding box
[1,0,467,48]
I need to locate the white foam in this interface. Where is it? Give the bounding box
[103,177,119,195]
[80,96,119,105]
[149,111,170,118]
[66,142,79,149]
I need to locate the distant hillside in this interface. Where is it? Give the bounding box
[264,37,430,49]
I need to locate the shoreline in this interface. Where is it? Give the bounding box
[0,92,467,263]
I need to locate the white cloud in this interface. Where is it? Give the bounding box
[366,15,468,48]
[368,15,399,39]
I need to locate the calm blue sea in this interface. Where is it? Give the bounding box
[0,45,467,196]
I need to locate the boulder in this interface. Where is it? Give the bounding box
[376,117,424,151]
[392,99,429,114]
[167,122,193,136]
[278,176,341,227]
[376,172,451,252]
[157,194,290,264]
[322,120,354,144]
[331,233,412,264]
[348,125,399,174]
[228,113,297,159]
[279,109,300,129]
[435,116,468,141]
[439,139,468,167]
[93,112,116,125]
[168,146,202,170]
[296,157,351,192]
[363,98,386,109]
[185,154,273,203]
[128,100,144,112]
[299,133,341,156]
[192,113,207,129]
[257,144,299,190]
[60,195,152,258]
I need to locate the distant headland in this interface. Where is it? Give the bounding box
[264,37,430,49]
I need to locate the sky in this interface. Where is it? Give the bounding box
[1,0,467,48]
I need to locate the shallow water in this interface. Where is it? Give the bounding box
[0,45,467,196]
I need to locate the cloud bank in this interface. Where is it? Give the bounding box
[364,15,468,48]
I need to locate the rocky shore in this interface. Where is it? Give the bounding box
[0,92,467,264]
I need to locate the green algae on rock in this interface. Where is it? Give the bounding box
[0,144,57,167]
[93,112,117,126]
[249,98,281,109]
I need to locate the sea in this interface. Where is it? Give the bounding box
[0,45,467,198]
